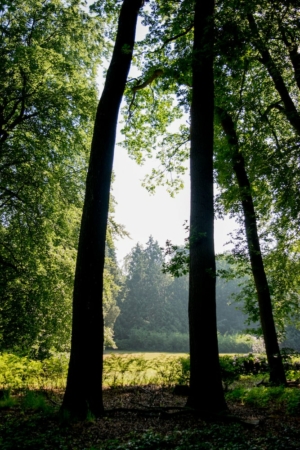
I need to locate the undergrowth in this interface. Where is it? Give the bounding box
[226,385,300,414]
[1,351,300,391]
[21,390,52,413]
[0,391,16,408]
[0,353,68,390]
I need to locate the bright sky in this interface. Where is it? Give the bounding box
[97,14,237,263]
[112,137,236,263]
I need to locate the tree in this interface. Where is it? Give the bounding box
[102,218,123,350]
[213,0,300,357]
[246,3,300,135]
[187,0,226,411]
[163,243,252,335]
[216,107,286,384]
[61,0,144,419]
[114,237,189,348]
[215,258,250,335]
[115,238,170,336]
[0,0,101,357]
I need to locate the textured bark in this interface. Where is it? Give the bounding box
[248,13,300,135]
[217,107,286,385]
[186,0,227,412]
[61,0,142,419]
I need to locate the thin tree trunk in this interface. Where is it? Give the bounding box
[61,0,143,419]
[247,13,300,135]
[216,107,286,385]
[187,0,227,412]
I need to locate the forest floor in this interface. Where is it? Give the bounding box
[1,385,300,449]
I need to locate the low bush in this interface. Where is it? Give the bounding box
[218,333,253,353]
[1,351,300,392]
[0,352,69,390]
[102,353,274,389]
[103,354,186,386]
[226,385,300,414]
[0,390,17,409]
[22,390,52,413]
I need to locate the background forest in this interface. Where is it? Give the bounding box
[115,236,251,353]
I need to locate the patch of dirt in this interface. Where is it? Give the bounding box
[52,386,300,446]
[1,386,300,449]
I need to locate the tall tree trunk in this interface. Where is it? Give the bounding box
[247,13,300,135]
[61,0,143,419]
[186,0,227,412]
[216,107,286,385]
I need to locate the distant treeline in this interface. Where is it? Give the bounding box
[114,237,255,353]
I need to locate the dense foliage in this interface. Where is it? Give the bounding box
[0,0,122,358]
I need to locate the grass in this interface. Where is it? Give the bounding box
[0,389,55,414]
[115,331,255,354]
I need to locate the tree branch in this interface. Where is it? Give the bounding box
[132,68,164,92]
[261,101,285,120]
[161,23,194,49]
[247,13,300,135]
[127,69,164,120]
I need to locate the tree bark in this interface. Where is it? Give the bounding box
[216,107,286,385]
[61,0,143,419]
[247,13,300,135]
[186,0,227,412]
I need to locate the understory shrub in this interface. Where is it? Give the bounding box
[0,390,17,408]
[103,353,288,389]
[1,351,300,391]
[0,353,69,389]
[103,354,186,386]
[226,386,300,414]
[22,390,52,413]
[218,333,253,353]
